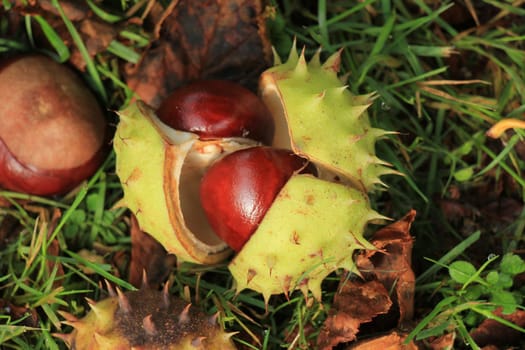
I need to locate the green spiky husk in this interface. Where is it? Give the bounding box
[259,46,396,191]
[229,175,383,302]
[113,102,255,264]
[114,102,198,262]
[58,287,236,350]
[228,46,396,299]
[112,45,396,302]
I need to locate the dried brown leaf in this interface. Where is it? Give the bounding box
[5,1,118,71]
[0,299,39,328]
[345,330,418,350]
[424,332,456,350]
[128,214,176,288]
[470,308,525,348]
[39,0,89,21]
[70,18,118,70]
[125,0,272,108]
[357,210,417,327]
[317,280,393,350]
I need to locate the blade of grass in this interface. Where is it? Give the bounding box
[317,0,330,49]
[471,305,525,333]
[356,11,396,87]
[454,314,481,350]
[0,38,28,51]
[377,142,429,202]
[410,0,457,36]
[87,0,125,23]
[106,40,141,63]
[476,133,521,177]
[119,29,151,47]
[88,173,107,242]
[416,230,481,284]
[405,296,457,343]
[50,0,108,102]
[33,15,70,62]
[325,0,375,26]
[65,250,136,291]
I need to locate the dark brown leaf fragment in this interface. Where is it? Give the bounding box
[128,214,176,288]
[3,1,119,71]
[124,0,272,108]
[423,332,456,350]
[357,210,417,328]
[470,308,525,348]
[0,299,39,328]
[345,330,418,350]
[317,280,393,350]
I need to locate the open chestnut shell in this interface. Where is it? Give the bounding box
[114,102,258,264]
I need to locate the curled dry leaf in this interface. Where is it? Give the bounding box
[317,280,393,350]
[128,214,176,288]
[357,210,417,327]
[0,299,39,328]
[317,210,417,349]
[345,330,418,350]
[424,332,455,350]
[470,308,525,348]
[125,0,273,108]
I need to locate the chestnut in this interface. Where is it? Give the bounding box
[0,55,108,196]
[156,80,275,144]
[200,146,313,252]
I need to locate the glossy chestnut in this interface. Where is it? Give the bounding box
[156,80,275,144]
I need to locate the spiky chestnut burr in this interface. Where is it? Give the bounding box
[225,46,394,301]
[55,282,236,350]
[259,44,397,191]
[113,101,258,263]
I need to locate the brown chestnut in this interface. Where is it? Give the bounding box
[0,55,108,196]
[156,80,275,144]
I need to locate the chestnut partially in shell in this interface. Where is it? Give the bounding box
[200,146,314,252]
[0,55,108,196]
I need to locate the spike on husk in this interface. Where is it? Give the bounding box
[55,284,236,350]
[259,46,397,191]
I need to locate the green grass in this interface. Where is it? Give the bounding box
[1,0,525,349]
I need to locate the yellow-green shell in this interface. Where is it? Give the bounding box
[113,102,255,264]
[228,175,381,302]
[259,46,396,191]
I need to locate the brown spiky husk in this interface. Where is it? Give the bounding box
[56,285,236,350]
